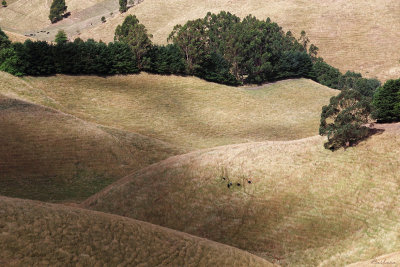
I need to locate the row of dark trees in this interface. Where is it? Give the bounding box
[0,12,381,89]
[0,35,139,76]
[1,10,399,152]
[312,60,381,97]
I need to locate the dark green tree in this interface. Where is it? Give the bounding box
[0,27,11,50]
[145,44,186,75]
[114,15,152,69]
[372,79,400,122]
[101,16,106,23]
[312,59,342,89]
[320,89,372,150]
[2,0,7,7]
[298,30,310,52]
[0,47,24,76]
[55,30,68,45]
[276,51,313,79]
[168,18,209,74]
[49,0,67,23]
[119,0,127,13]
[168,12,311,84]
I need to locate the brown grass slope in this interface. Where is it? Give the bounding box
[25,74,337,150]
[82,125,400,266]
[78,0,400,81]
[0,196,273,266]
[0,0,123,42]
[0,72,181,202]
[0,0,107,32]
[347,251,400,267]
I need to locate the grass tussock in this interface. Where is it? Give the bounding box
[0,196,273,266]
[82,125,400,266]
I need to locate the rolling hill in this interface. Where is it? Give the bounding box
[25,74,338,150]
[347,251,400,266]
[0,71,181,202]
[77,0,400,81]
[1,1,399,80]
[82,124,400,266]
[0,196,273,266]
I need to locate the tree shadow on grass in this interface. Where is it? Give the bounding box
[326,125,385,151]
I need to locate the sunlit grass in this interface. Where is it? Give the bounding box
[83,126,400,266]
[25,73,337,150]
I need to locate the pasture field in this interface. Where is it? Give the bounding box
[0,196,273,266]
[25,74,337,150]
[1,0,399,80]
[0,72,181,202]
[82,124,400,266]
[78,0,400,81]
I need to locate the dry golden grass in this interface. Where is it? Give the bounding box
[0,0,107,31]
[0,0,117,41]
[3,30,30,43]
[25,73,337,150]
[347,251,400,266]
[77,0,400,81]
[82,124,400,266]
[0,72,181,202]
[0,196,273,266]
[3,0,399,79]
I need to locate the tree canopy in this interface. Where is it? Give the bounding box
[320,89,372,150]
[49,0,67,23]
[168,11,313,85]
[114,15,152,69]
[119,0,127,13]
[55,30,68,45]
[372,79,400,122]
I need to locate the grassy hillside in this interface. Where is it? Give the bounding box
[347,251,400,266]
[82,124,400,266]
[2,1,400,80]
[0,72,181,202]
[25,74,337,150]
[0,196,273,266]
[76,0,400,81]
[0,0,119,41]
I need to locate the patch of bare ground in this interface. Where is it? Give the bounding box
[0,196,274,266]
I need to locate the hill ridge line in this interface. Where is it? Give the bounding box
[81,134,323,207]
[0,91,177,149]
[0,195,272,263]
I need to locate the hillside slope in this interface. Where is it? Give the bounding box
[0,0,120,41]
[347,251,400,266]
[82,125,400,266]
[78,0,400,81]
[0,72,181,202]
[25,74,338,150]
[0,196,273,266]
